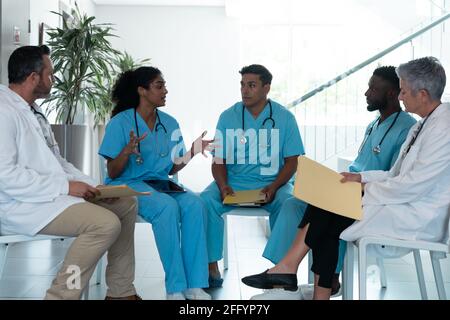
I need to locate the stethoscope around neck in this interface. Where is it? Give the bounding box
[134,108,168,165]
[239,99,275,144]
[358,110,401,155]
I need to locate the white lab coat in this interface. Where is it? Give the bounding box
[0,85,95,236]
[341,103,450,252]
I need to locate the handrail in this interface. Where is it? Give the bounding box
[288,12,450,109]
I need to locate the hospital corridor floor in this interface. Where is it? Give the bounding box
[1,216,450,300]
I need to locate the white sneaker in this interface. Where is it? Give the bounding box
[183,288,212,300]
[166,292,186,300]
[250,288,303,300]
[298,284,342,300]
[299,284,314,300]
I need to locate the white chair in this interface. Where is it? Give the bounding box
[337,155,388,298]
[0,233,95,299]
[342,234,449,300]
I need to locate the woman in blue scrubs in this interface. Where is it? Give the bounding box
[99,67,212,300]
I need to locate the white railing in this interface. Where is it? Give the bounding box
[288,11,450,165]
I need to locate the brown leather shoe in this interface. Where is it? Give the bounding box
[105,294,142,300]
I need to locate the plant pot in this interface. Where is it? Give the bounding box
[51,124,92,175]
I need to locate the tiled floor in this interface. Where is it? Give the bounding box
[1,216,449,300]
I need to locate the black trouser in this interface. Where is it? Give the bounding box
[298,204,355,288]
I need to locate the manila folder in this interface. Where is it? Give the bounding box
[294,156,362,220]
[223,189,266,206]
[95,185,150,200]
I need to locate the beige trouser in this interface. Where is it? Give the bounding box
[38,197,137,300]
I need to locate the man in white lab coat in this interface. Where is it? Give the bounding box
[241,56,450,300]
[0,45,140,300]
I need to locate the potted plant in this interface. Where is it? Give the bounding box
[44,3,119,173]
[93,51,151,126]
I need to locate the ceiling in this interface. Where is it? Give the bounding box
[92,0,225,6]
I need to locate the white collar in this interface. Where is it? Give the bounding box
[0,84,33,112]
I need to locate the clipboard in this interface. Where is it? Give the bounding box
[294,156,363,220]
[223,189,267,207]
[95,185,151,200]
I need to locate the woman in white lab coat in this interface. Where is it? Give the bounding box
[241,57,450,300]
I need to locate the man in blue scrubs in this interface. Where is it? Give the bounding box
[254,66,416,299]
[200,65,305,286]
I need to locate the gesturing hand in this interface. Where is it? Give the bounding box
[124,130,148,156]
[191,131,215,158]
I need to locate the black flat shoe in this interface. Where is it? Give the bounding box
[242,269,297,291]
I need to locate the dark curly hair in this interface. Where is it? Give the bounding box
[373,66,400,93]
[111,66,162,117]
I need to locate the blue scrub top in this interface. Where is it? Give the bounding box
[99,108,186,184]
[214,100,304,189]
[349,110,416,173]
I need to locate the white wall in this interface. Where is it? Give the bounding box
[96,5,241,191]
[30,0,96,46]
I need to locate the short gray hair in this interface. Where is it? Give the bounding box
[396,57,446,101]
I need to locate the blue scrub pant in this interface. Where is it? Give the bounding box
[128,181,208,294]
[263,197,347,273]
[200,182,294,263]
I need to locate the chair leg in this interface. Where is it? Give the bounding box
[0,244,10,280]
[264,217,271,239]
[342,242,354,300]
[430,251,447,300]
[358,242,367,300]
[83,284,90,300]
[96,255,104,285]
[307,250,314,284]
[413,249,428,300]
[376,258,387,288]
[223,215,229,270]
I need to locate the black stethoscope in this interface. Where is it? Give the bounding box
[134,108,168,165]
[30,106,48,122]
[30,106,59,149]
[358,110,401,155]
[240,99,276,144]
[401,106,437,158]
